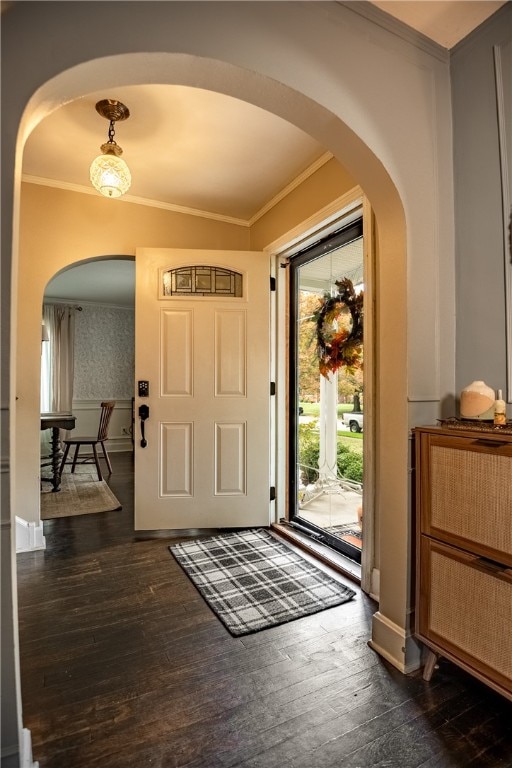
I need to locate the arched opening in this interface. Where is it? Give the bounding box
[39,257,135,491]
[5,18,415,756]
[13,57,407,594]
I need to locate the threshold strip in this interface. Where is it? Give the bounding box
[271,522,361,585]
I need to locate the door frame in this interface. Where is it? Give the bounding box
[266,186,376,593]
[287,217,364,564]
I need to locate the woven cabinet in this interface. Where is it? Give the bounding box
[414,425,512,701]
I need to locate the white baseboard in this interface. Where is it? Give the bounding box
[16,517,46,553]
[21,728,38,768]
[369,610,422,674]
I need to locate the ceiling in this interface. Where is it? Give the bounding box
[371,1,507,49]
[26,84,327,224]
[37,1,505,306]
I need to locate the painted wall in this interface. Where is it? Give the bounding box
[2,2,460,759]
[452,5,512,408]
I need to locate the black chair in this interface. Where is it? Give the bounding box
[60,401,115,481]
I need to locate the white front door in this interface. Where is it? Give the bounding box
[134,249,271,530]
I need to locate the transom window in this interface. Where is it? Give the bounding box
[162,266,243,297]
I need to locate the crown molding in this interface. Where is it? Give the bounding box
[22,152,335,231]
[451,2,511,57]
[248,152,333,226]
[338,1,450,63]
[21,175,249,228]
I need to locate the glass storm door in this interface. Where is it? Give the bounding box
[289,220,364,563]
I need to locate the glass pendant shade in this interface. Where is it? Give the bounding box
[90,152,131,198]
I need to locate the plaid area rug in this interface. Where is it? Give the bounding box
[169,529,356,636]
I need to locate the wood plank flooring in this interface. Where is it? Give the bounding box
[17,453,512,767]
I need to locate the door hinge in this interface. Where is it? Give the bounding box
[270,276,276,291]
[270,486,276,501]
[270,381,276,396]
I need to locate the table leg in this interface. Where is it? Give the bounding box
[50,426,62,492]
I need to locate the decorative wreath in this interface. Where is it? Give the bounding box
[313,277,364,378]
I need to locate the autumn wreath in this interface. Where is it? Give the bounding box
[313,277,364,378]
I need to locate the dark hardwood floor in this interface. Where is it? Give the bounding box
[17,453,512,767]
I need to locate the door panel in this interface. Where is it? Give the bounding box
[161,310,193,395]
[215,310,247,396]
[135,249,270,530]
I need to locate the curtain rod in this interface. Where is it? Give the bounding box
[43,301,82,311]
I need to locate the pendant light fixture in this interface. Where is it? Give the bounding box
[90,99,131,199]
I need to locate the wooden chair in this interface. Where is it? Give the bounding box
[60,401,115,481]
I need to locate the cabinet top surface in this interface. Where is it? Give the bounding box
[414,423,512,443]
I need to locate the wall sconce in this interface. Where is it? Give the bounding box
[90,99,131,199]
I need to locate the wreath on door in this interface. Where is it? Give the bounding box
[313,277,364,378]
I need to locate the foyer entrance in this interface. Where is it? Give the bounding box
[288,218,364,564]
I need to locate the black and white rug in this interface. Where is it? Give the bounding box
[169,528,356,636]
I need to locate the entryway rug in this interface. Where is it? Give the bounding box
[169,528,356,636]
[41,470,122,519]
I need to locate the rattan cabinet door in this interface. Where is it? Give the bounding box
[419,433,512,567]
[418,536,512,699]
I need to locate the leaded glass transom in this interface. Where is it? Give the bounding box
[163,266,243,297]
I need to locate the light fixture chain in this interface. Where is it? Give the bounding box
[108,120,116,145]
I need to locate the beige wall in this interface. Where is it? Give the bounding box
[250,158,356,250]
[15,182,249,525]
[17,161,357,527]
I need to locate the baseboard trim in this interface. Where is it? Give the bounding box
[16,517,46,553]
[369,610,422,674]
[21,728,39,768]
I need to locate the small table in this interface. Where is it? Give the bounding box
[41,413,76,492]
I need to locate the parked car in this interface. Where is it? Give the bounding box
[342,411,363,432]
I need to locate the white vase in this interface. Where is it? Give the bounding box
[460,380,495,420]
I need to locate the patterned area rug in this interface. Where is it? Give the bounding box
[41,470,122,519]
[169,528,356,636]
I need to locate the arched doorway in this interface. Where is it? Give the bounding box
[4,5,433,758]
[13,51,407,595]
[40,257,135,471]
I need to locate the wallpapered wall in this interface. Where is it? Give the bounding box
[74,304,134,399]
